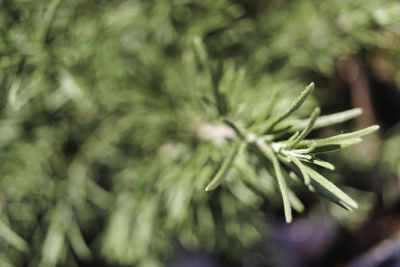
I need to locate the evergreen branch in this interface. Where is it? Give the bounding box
[208,82,378,223]
[2,0,395,263]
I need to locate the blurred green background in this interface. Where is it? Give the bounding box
[1,0,400,266]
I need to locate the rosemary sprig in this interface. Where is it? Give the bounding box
[205,82,378,222]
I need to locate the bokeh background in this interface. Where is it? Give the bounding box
[1,0,400,266]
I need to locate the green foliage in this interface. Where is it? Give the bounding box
[0,0,398,266]
[205,80,378,222]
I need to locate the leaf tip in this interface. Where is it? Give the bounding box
[371,125,380,132]
[354,107,363,115]
[285,215,293,223]
[205,184,215,192]
[193,36,202,46]
[363,124,380,135]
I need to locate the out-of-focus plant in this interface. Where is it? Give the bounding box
[0,0,399,266]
